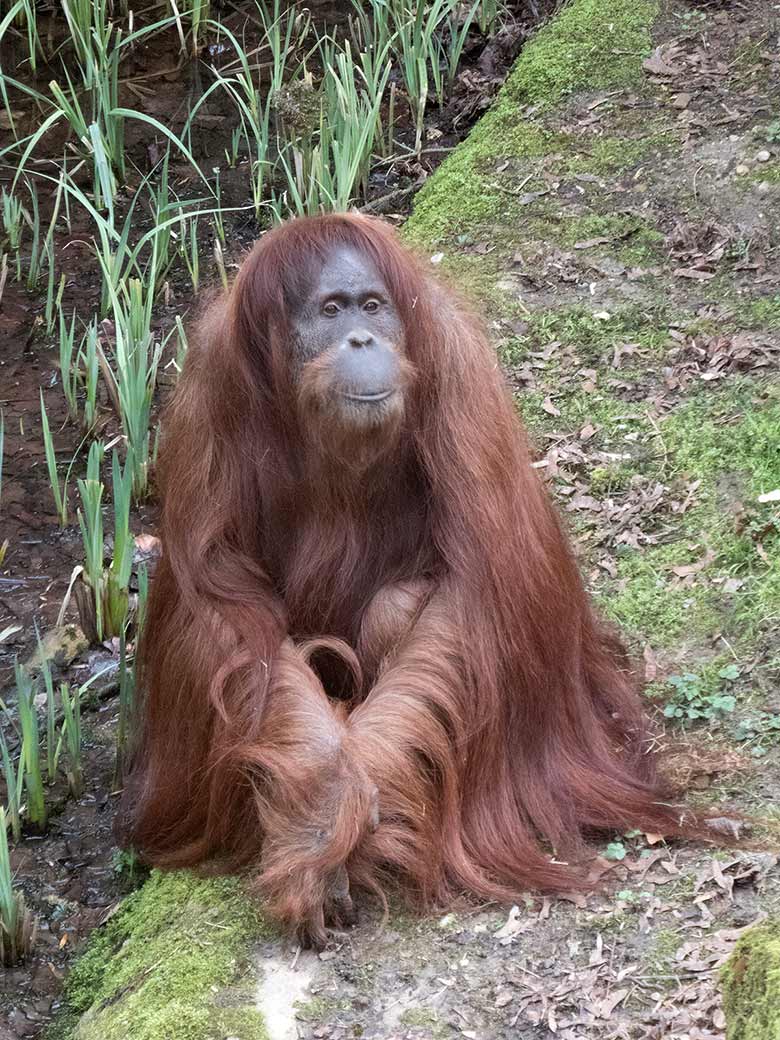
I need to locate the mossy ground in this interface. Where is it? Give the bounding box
[722,922,780,1040]
[47,871,272,1040]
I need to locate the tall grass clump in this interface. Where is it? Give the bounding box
[114,560,147,783]
[350,0,480,154]
[0,726,22,843]
[76,442,135,642]
[1,188,23,280]
[59,681,83,798]
[39,393,69,525]
[97,275,163,499]
[15,661,46,831]
[0,806,37,966]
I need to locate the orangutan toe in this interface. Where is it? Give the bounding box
[324,864,357,930]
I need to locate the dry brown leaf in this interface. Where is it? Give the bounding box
[595,987,629,1018]
[643,645,658,682]
[674,267,717,281]
[135,533,161,552]
[643,46,683,77]
[671,548,714,578]
[573,236,611,250]
[494,905,525,942]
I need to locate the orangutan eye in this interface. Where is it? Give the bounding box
[323,301,340,317]
[364,299,380,314]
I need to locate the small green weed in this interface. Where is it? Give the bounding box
[674,7,706,24]
[111,849,149,892]
[661,666,739,724]
[604,841,628,861]
[757,121,780,145]
[603,829,645,861]
[732,713,780,758]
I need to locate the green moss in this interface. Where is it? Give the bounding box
[504,0,658,105]
[399,1007,443,1032]
[536,393,648,441]
[663,394,780,492]
[647,927,682,972]
[564,131,671,175]
[294,997,351,1023]
[405,122,561,243]
[734,37,765,69]
[739,294,780,330]
[432,250,520,316]
[523,369,778,650]
[516,370,779,650]
[47,871,271,1040]
[406,0,659,245]
[520,302,671,361]
[598,390,780,647]
[589,463,635,494]
[603,543,718,643]
[722,920,780,1040]
[594,909,632,935]
[555,212,664,263]
[746,164,780,185]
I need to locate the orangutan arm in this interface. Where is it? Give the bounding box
[349,584,479,901]
[245,637,378,947]
[350,580,592,905]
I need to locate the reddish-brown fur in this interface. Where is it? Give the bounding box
[123,213,707,945]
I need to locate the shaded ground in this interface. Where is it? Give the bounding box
[3,0,780,1037]
[0,702,131,1040]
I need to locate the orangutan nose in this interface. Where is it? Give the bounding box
[348,329,374,348]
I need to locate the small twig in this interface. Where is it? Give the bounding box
[718,633,739,661]
[692,163,705,203]
[373,146,455,167]
[645,408,669,474]
[359,186,416,216]
[587,90,625,111]
[487,171,535,196]
[0,253,7,308]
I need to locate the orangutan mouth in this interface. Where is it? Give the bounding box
[342,389,395,403]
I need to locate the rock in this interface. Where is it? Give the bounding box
[755,149,771,162]
[735,164,750,175]
[722,919,780,1040]
[7,1011,37,1037]
[23,624,89,675]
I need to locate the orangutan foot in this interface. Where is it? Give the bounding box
[292,866,357,950]
[324,864,357,929]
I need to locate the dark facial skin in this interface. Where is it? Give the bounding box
[291,246,407,429]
